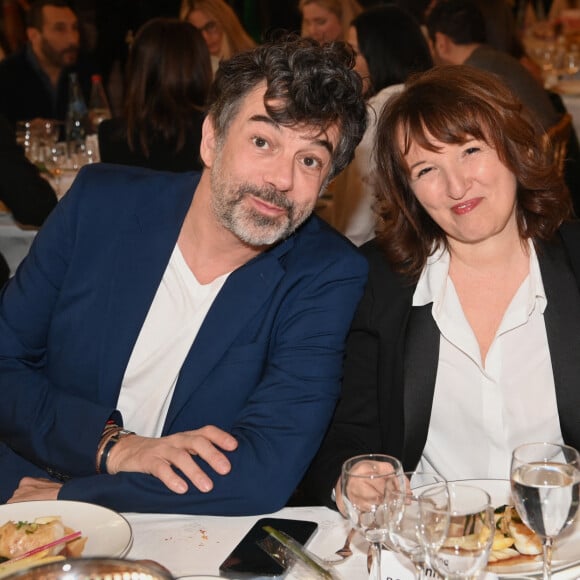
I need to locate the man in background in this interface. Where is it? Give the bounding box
[426,0,559,130]
[0,0,92,125]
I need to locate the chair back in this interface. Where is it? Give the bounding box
[543,113,572,175]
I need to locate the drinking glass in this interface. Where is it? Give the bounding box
[384,471,448,580]
[420,483,494,580]
[44,143,68,197]
[510,442,580,580]
[341,454,404,580]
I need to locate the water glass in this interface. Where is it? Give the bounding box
[511,442,580,580]
[420,483,494,580]
[384,471,448,580]
[341,454,404,580]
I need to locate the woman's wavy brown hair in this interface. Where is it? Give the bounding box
[375,64,572,283]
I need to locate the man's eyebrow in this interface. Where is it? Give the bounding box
[248,114,334,155]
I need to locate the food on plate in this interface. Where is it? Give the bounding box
[443,504,541,567]
[0,516,86,578]
[487,505,541,566]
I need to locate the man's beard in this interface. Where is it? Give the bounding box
[210,153,314,247]
[41,37,78,68]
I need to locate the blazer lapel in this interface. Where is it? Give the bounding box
[402,303,440,469]
[98,179,193,404]
[163,239,291,429]
[538,237,580,444]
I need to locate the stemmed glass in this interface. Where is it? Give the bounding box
[510,442,580,580]
[419,483,494,580]
[341,454,404,580]
[44,143,68,197]
[384,471,448,580]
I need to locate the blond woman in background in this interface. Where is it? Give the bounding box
[180,0,255,74]
[299,0,363,43]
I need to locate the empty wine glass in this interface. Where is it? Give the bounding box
[44,143,68,197]
[420,483,494,580]
[510,442,580,580]
[341,454,404,580]
[384,471,448,580]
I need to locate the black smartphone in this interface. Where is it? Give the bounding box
[219,517,318,579]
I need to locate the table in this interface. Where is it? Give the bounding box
[123,506,371,579]
[0,210,37,277]
[121,505,580,580]
[562,93,580,137]
[0,171,76,277]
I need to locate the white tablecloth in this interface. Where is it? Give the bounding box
[0,211,36,277]
[121,505,580,580]
[122,506,370,579]
[562,93,580,137]
[0,172,77,277]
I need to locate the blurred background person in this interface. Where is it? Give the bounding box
[299,0,363,43]
[180,0,255,74]
[474,0,543,82]
[0,0,93,126]
[426,0,558,130]
[331,5,432,244]
[0,113,57,286]
[98,18,211,173]
[426,0,580,215]
[94,0,181,116]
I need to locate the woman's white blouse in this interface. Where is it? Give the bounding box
[414,243,564,480]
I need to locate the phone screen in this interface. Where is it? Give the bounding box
[219,517,318,578]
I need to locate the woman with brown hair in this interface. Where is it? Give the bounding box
[181,0,255,74]
[98,18,212,172]
[301,65,580,508]
[299,0,363,43]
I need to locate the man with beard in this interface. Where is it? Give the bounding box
[0,0,93,126]
[0,36,369,516]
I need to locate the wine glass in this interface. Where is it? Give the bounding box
[384,471,448,580]
[341,454,404,580]
[510,442,580,580]
[420,483,494,580]
[44,143,68,197]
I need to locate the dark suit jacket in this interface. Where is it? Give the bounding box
[0,48,93,125]
[0,163,368,515]
[98,115,204,173]
[300,223,580,506]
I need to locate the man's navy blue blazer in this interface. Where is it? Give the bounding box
[0,163,368,515]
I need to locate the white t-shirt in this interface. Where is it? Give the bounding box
[414,243,564,480]
[116,244,229,437]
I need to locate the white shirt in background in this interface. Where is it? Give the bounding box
[414,243,564,480]
[117,244,229,437]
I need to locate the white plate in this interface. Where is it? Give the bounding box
[0,500,132,558]
[454,479,580,577]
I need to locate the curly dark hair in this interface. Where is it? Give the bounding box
[375,65,573,282]
[208,35,367,180]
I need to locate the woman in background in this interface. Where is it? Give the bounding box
[299,0,363,43]
[181,0,256,74]
[98,18,212,173]
[332,5,432,244]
